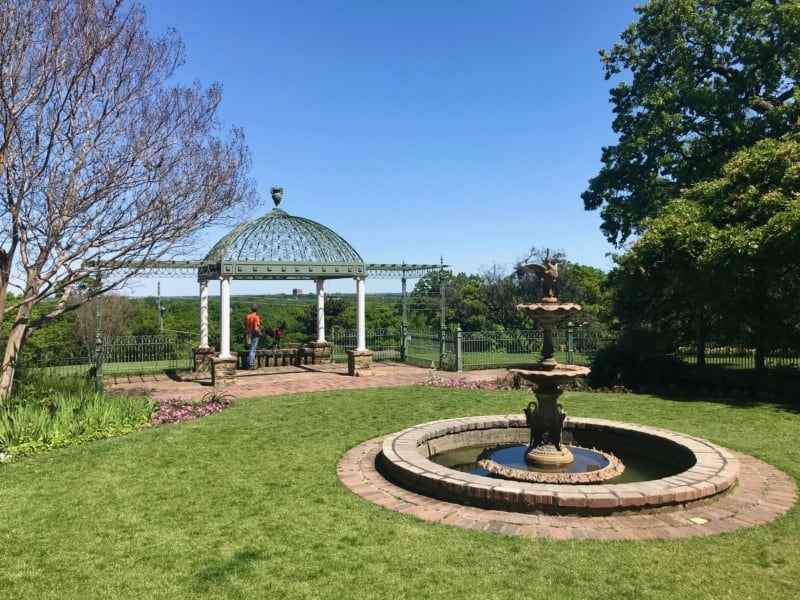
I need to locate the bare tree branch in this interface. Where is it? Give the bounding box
[0,0,257,402]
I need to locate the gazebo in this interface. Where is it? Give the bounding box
[108,187,443,382]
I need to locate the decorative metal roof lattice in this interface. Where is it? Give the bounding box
[205,189,363,263]
[366,264,446,279]
[88,189,445,282]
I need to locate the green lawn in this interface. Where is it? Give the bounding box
[1,386,798,599]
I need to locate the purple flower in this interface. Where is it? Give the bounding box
[148,393,234,427]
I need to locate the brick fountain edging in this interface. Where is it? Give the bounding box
[379,415,740,515]
[337,416,797,539]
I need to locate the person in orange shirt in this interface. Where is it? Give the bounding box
[244,304,262,369]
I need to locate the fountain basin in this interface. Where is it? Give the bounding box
[476,444,626,484]
[379,415,739,515]
[516,301,582,317]
[510,364,590,385]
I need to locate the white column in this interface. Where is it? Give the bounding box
[199,280,209,348]
[356,276,366,351]
[316,278,326,342]
[219,276,232,358]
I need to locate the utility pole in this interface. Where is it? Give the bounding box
[157,281,165,332]
[439,257,446,370]
[94,270,103,392]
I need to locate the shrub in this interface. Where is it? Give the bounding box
[589,327,688,392]
[11,370,95,407]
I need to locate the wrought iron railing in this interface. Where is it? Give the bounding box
[457,330,540,369]
[99,332,197,376]
[405,329,452,369]
[13,331,198,379]
[16,345,95,379]
[331,326,618,371]
[674,343,800,371]
[330,328,401,362]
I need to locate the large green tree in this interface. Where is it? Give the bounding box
[613,128,800,369]
[409,270,492,332]
[409,253,612,334]
[0,0,255,403]
[584,0,800,245]
[512,248,612,331]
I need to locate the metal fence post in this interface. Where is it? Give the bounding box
[567,321,574,365]
[401,274,408,362]
[94,294,104,392]
[439,261,446,370]
[456,326,463,372]
[439,327,446,370]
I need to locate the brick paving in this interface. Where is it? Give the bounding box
[108,361,510,402]
[108,362,797,540]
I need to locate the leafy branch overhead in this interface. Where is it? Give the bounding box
[583,0,800,246]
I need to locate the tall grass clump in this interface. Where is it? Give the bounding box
[0,375,154,461]
[11,367,96,402]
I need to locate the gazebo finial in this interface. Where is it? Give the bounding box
[270,186,283,207]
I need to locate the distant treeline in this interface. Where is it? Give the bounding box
[6,262,613,358]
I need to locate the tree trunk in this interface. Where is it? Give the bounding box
[695,307,706,370]
[0,304,34,406]
[1,325,25,406]
[754,335,766,375]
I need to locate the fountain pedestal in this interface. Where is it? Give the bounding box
[510,363,590,467]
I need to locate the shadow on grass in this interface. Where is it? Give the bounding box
[642,387,800,415]
[601,363,800,415]
[193,548,264,589]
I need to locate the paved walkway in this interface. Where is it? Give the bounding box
[109,362,797,540]
[107,361,510,402]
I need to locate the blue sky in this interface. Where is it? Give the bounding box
[133,0,640,296]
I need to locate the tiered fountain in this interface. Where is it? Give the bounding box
[369,251,741,515]
[508,250,589,469]
[473,251,624,483]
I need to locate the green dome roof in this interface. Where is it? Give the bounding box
[205,190,363,263]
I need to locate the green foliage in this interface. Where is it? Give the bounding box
[590,1,800,368]
[0,389,153,459]
[11,371,93,404]
[408,262,615,335]
[410,271,488,332]
[588,327,689,392]
[363,298,403,331]
[611,128,800,362]
[584,0,800,245]
[296,296,352,337]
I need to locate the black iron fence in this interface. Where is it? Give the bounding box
[10,327,800,393]
[675,343,800,371]
[12,331,197,380]
[329,327,402,363]
[331,326,617,371]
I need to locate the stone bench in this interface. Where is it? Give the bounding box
[236,341,333,370]
[238,348,297,368]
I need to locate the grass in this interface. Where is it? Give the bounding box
[0,385,798,599]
